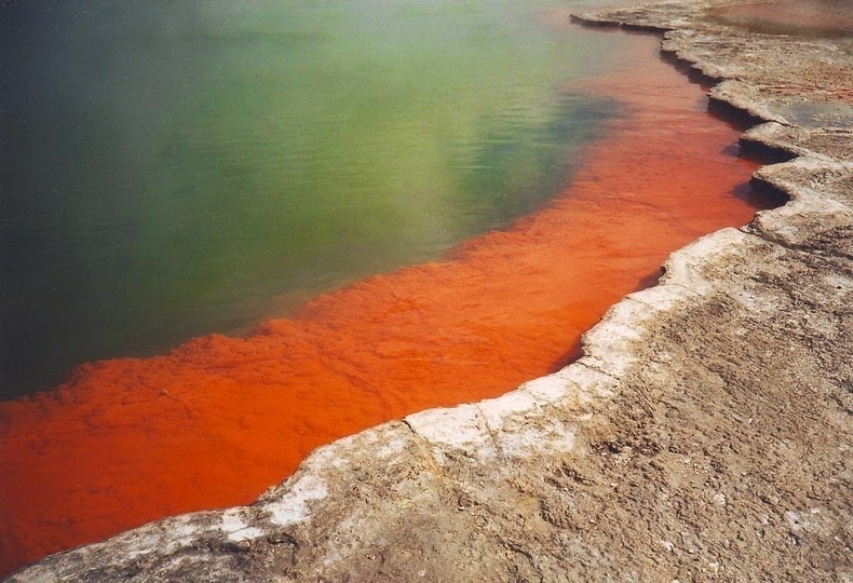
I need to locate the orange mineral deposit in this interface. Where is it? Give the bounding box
[0,31,779,576]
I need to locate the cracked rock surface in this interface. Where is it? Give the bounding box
[8,1,851,581]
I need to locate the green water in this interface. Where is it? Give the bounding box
[1,0,626,398]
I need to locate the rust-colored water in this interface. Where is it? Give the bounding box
[707,0,853,37]
[0,31,777,576]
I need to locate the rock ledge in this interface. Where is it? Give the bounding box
[9,1,851,581]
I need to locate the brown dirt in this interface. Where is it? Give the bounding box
[6,1,852,581]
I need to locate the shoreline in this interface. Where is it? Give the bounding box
[6,1,852,580]
[0,28,769,577]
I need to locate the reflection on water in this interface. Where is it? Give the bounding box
[0,27,783,576]
[1,0,619,398]
[706,0,853,38]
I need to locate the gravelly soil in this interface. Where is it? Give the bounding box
[7,1,852,581]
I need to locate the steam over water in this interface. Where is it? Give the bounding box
[2,0,623,398]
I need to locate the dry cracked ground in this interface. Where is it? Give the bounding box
[8,1,852,581]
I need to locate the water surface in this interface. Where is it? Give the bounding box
[705,0,853,38]
[1,0,623,397]
[0,25,782,575]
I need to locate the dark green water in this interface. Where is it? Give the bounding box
[1,0,626,398]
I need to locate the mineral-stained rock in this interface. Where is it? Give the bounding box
[8,1,852,581]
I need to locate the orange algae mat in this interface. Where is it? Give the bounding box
[0,32,776,575]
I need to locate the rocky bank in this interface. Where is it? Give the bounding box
[7,1,851,581]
